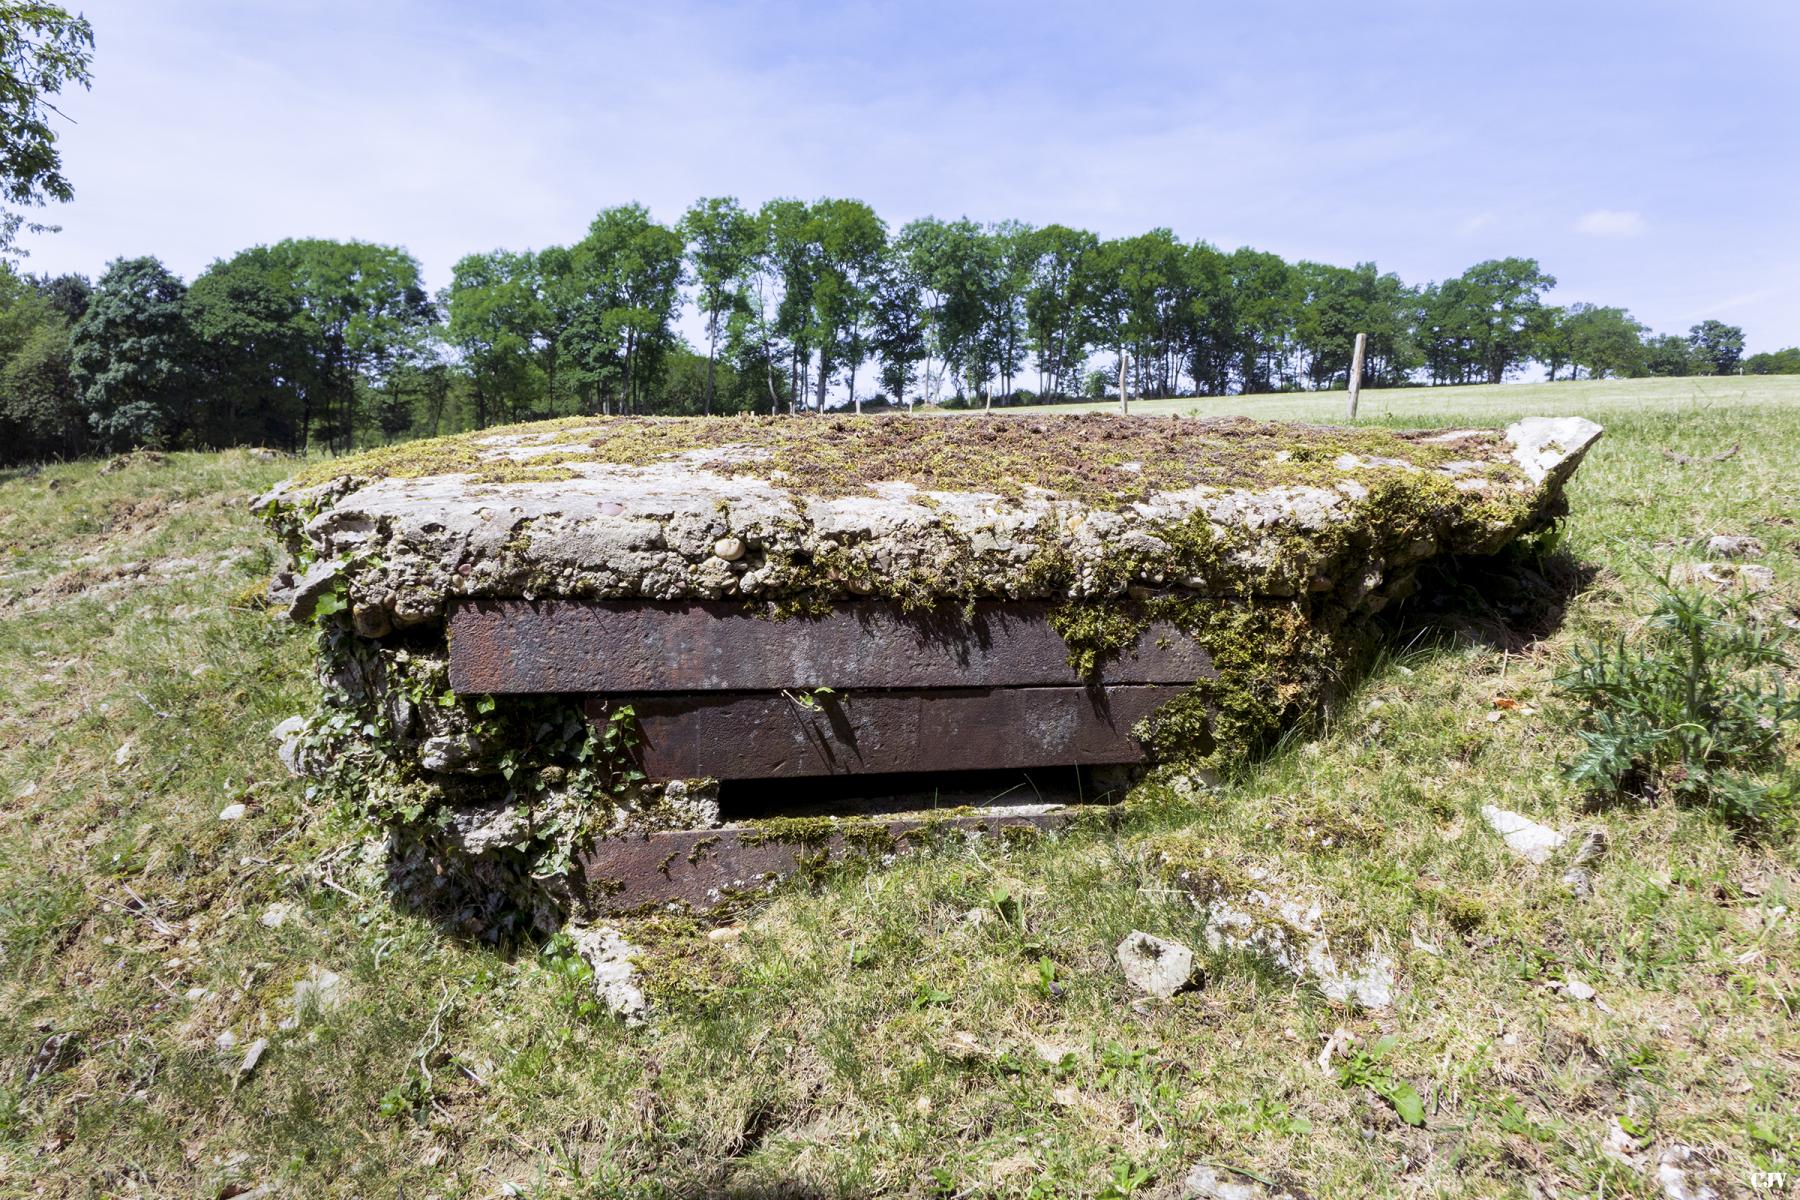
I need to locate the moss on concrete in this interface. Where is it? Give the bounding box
[293,412,1518,509]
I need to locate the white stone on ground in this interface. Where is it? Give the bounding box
[284,965,344,1027]
[1656,1144,1720,1200]
[571,926,648,1025]
[1481,805,1566,865]
[1198,875,1396,1010]
[270,715,308,778]
[1704,534,1764,559]
[1181,1162,1277,1199]
[1115,931,1197,999]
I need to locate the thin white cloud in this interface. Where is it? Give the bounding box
[1457,213,1494,235]
[1575,209,1648,237]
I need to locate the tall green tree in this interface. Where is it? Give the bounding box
[565,204,685,414]
[445,249,543,427]
[897,216,986,405]
[188,246,319,449]
[678,197,759,416]
[803,198,886,412]
[1229,248,1298,392]
[1687,319,1745,376]
[1457,257,1557,384]
[0,261,78,461]
[870,249,925,409]
[0,3,92,255]
[263,239,435,451]
[976,220,1033,405]
[1636,332,1701,377]
[1745,347,1800,375]
[1563,304,1644,379]
[1021,224,1096,399]
[69,256,198,450]
[757,198,819,412]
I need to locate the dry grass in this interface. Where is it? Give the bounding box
[0,380,1796,1198]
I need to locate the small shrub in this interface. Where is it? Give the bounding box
[1557,583,1798,829]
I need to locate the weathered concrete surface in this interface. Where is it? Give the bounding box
[258,415,1603,631]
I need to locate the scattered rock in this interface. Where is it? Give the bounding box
[218,803,248,822]
[215,1030,237,1051]
[270,716,308,778]
[1656,1144,1721,1200]
[284,557,346,623]
[1559,977,1597,1002]
[938,1030,994,1062]
[1183,872,1396,1010]
[569,925,648,1025]
[112,739,134,767]
[247,447,280,462]
[285,965,345,1024]
[444,799,530,855]
[24,1032,75,1083]
[1601,1118,1647,1169]
[1115,931,1197,1000]
[1704,534,1764,559]
[235,1037,269,1087]
[1179,1162,1300,1199]
[1480,805,1566,865]
[1562,828,1608,896]
[1677,561,1777,591]
[711,536,746,562]
[419,734,492,775]
[259,902,295,929]
[15,779,37,799]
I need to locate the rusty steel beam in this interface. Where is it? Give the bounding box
[578,808,1078,911]
[589,684,1187,780]
[448,599,1212,694]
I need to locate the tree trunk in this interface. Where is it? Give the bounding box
[704,308,718,416]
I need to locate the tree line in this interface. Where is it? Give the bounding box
[1,197,1795,466]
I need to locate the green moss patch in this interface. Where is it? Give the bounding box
[293,412,1514,509]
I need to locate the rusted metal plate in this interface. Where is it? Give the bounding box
[578,809,1076,911]
[448,599,1212,694]
[590,685,1187,779]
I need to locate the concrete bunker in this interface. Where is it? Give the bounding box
[255,412,1601,927]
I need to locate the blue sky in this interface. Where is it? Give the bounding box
[22,0,1800,349]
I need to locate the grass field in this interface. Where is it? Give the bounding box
[0,377,1795,1198]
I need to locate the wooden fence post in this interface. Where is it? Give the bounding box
[1347,331,1368,420]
